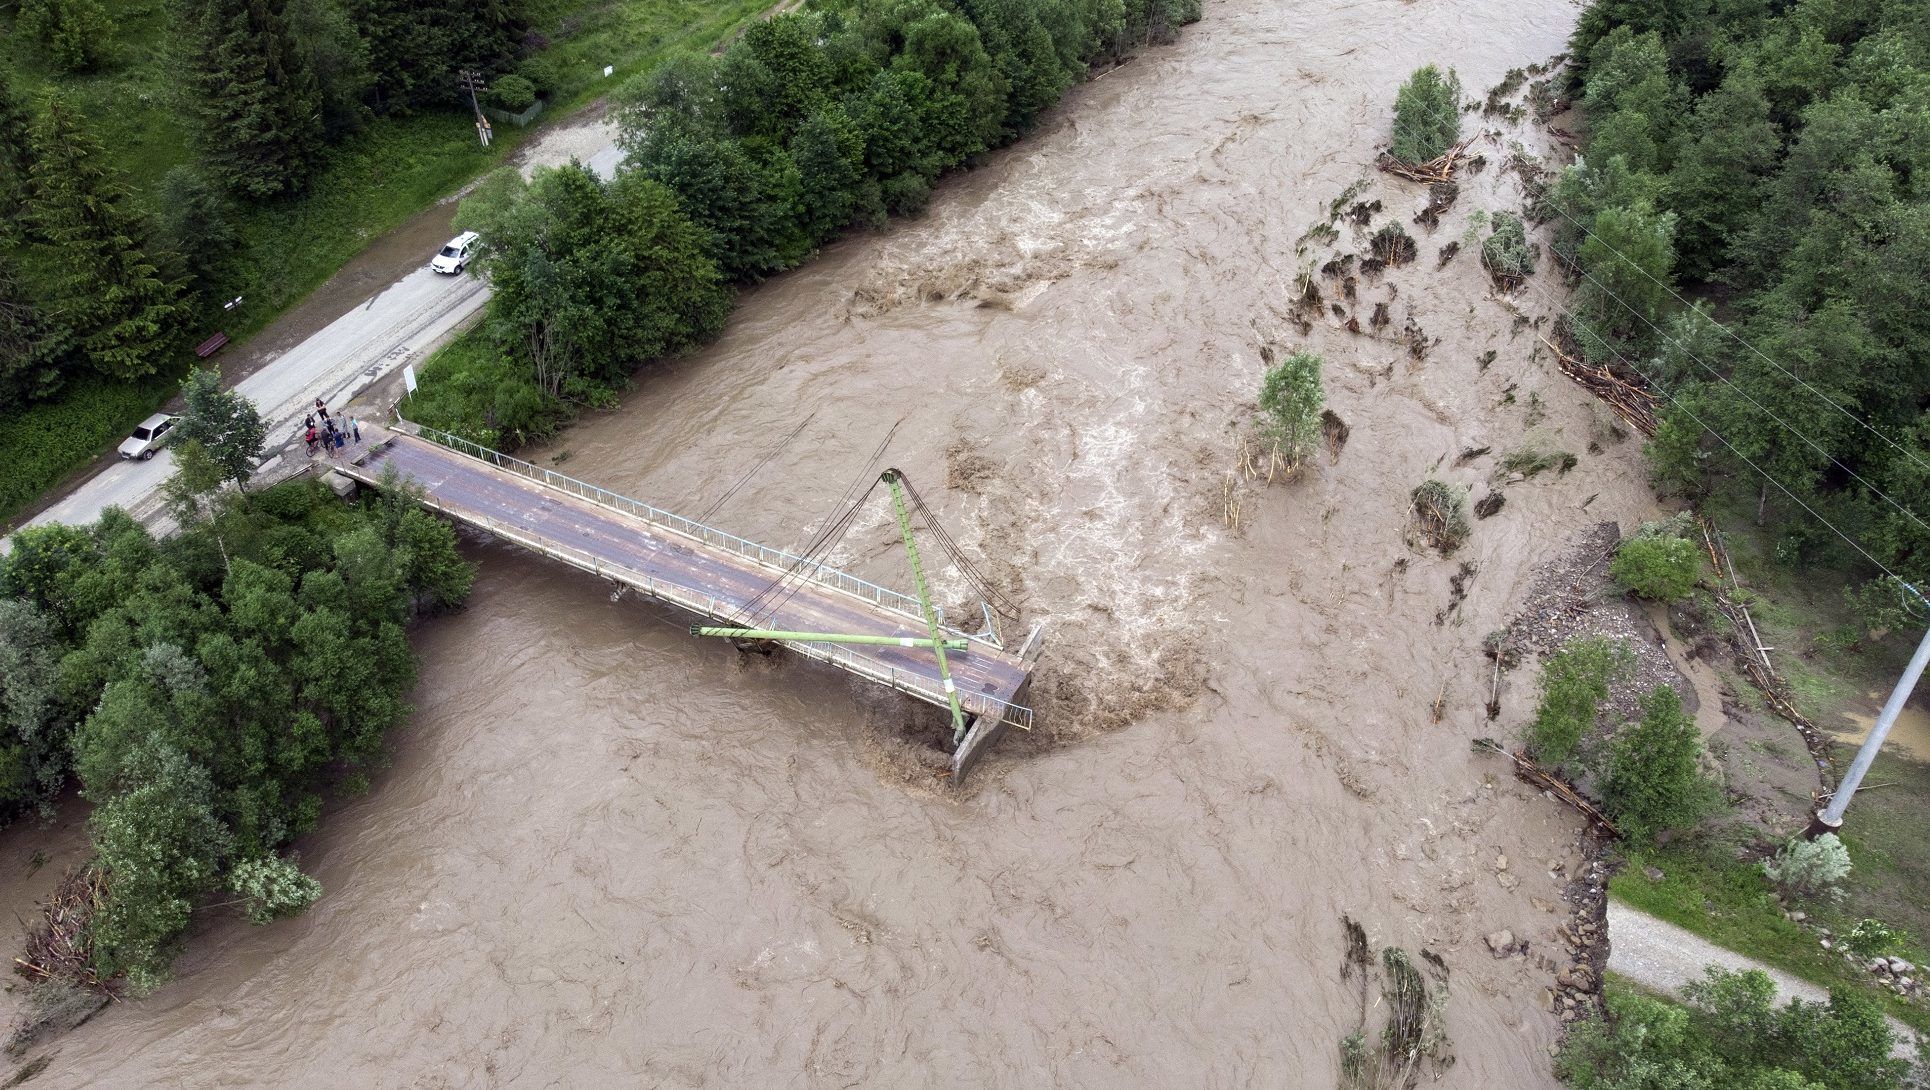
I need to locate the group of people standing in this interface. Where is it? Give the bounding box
[303,397,362,457]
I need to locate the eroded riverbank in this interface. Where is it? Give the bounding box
[6,0,1671,1082]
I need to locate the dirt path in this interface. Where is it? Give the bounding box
[1606,899,1919,1053]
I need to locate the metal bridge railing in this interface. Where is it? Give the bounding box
[398,419,967,635]
[383,486,1034,731]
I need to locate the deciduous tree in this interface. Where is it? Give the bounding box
[176,367,267,489]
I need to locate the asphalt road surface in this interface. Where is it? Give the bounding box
[9,122,622,540]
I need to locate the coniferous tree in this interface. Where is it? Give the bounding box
[151,166,241,300]
[0,72,37,209]
[284,0,374,139]
[0,255,73,411]
[27,100,185,382]
[173,0,326,198]
[349,0,524,113]
[17,0,117,73]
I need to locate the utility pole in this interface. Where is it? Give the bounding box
[1808,604,1930,838]
[458,69,491,147]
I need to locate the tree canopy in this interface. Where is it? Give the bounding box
[1558,0,1930,618]
[0,476,473,993]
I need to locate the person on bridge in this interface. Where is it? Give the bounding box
[350,416,361,443]
[304,426,319,456]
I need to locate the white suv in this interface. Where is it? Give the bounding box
[118,413,178,460]
[431,231,480,275]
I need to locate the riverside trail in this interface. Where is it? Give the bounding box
[4,0,1669,1083]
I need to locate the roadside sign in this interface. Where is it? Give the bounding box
[403,363,418,394]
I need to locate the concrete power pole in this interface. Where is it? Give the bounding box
[459,70,491,147]
[1807,619,1930,838]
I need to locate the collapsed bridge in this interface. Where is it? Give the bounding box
[335,420,1041,781]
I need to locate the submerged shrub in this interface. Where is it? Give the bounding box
[1410,479,1470,553]
[1481,211,1538,285]
[1370,221,1419,266]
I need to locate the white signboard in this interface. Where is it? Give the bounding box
[403,363,418,394]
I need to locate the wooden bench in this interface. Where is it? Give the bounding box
[194,332,230,359]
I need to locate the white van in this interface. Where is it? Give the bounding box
[431,231,481,275]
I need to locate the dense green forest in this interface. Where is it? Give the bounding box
[407,0,1204,446]
[1551,0,1930,617]
[0,0,769,523]
[0,472,473,998]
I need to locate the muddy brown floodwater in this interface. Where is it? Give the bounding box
[10,0,1673,1083]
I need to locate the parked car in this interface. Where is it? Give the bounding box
[118,413,178,460]
[431,231,480,274]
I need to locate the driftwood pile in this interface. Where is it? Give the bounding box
[1539,332,1660,436]
[14,867,115,995]
[1376,140,1474,184]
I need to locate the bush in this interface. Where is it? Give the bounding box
[1842,918,1911,959]
[1391,65,1464,163]
[1611,530,1702,601]
[488,75,537,112]
[1526,636,1633,767]
[1559,971,1910,1090]
[1763,834,1852,903]
[514,56,564,99]
[1601,683,1722,843]
[1481,211,1538,284]
[1258,350,1324,467]
[404,329,568,451]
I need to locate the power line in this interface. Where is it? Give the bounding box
[1498,267,1913,585]
[1538,196,1930,481]
[1556,258,1930,540]
[697,411,818,524]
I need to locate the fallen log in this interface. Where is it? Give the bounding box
[1475,739,1620,838]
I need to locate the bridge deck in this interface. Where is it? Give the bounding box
[336,426,1033,730]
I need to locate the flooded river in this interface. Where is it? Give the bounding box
[10,0,1670,1082]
